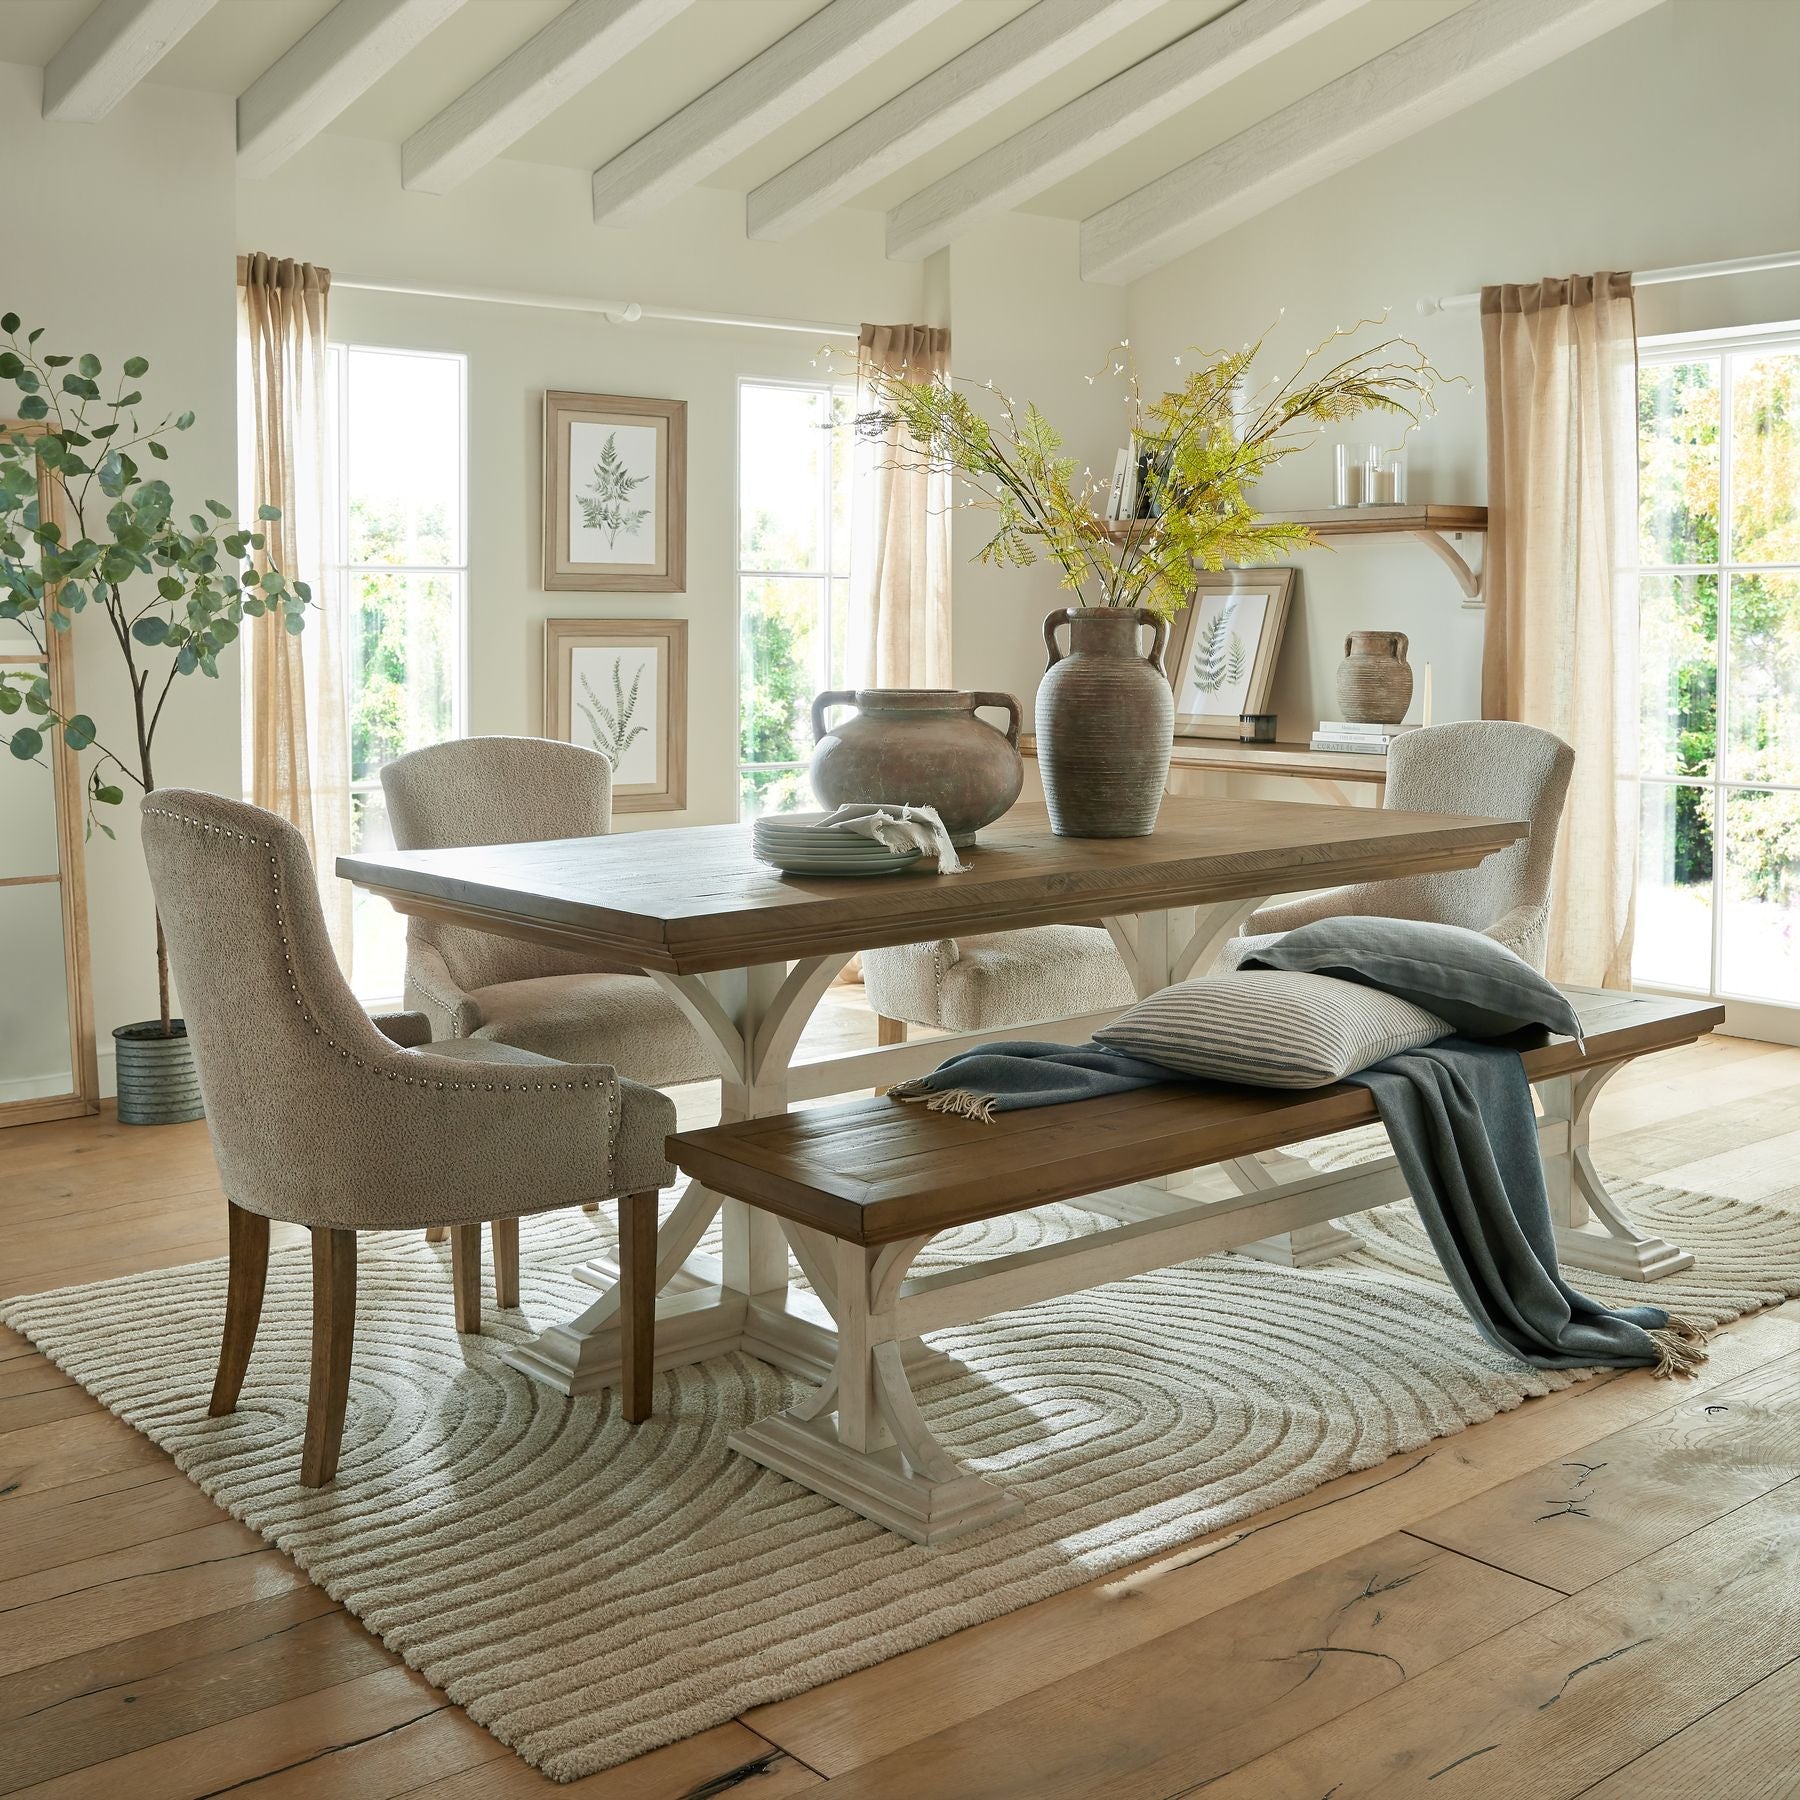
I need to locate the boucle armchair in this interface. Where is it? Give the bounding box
[1223,720,1575,971]
[141,789,675,1486]
[380,736,708,1083]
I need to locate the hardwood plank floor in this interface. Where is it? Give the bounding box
[1,1007,1796,1799]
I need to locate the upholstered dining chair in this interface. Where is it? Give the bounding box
[380,736,709,1083]
[141,788,675,1487]
[1221,719,1575,970]
[862,719,1575,1044]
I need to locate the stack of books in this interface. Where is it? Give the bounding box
[1310,720,1420,755]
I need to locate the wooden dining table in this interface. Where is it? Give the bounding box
[339,794,1525,1399]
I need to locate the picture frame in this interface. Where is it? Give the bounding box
[544,618,688,812]
[1167,569,1295,739]
[543,390,687,592]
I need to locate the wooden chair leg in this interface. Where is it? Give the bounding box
[300,1228,356,1488]
[618,1190,658,1423]
[209,1202,270,1417]
[491,1216,520,1309]
[877,1015,907,1047]
[450,1222,482,1333]
[424,1225,447,1244]
[580,1202,599,1214]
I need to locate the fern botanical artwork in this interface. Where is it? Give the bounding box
[1170,571,1295,738]
[543,390,686,592]
[544,618,687,812]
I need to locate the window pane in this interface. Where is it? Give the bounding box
[349,787,408,1002]
[1729,349,1800,564]
[829,577,850,689]
[830,391,854,577]
[1633,782,1713,991]
[350,572,460,782]
[1719,787,1800,1003]
[1726,573,1800,785]
[739,385,826,571]
[346,349,462,567]
[740,577,821,769]
[1638,573,1716,779]
[740,766,811,822]
[1638,359,1719,567]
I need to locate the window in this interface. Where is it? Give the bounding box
[736,378,853,819]
[1636,324,1800,1008]
[328,344,468,1002]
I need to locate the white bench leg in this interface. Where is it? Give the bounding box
[729,1232,1025,1545]
[1222,1152,1361,1266]
[1539,1068,1694,1282]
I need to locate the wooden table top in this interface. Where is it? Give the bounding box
[669,990,1727,1244]
[338,795,1525,977]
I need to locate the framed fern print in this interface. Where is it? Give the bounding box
[543,391,687,592]
[1168,569,1294,739]
[545,619,688,812]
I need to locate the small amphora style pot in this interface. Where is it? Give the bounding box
[1336,630,1413,725]
[809,688,1024,845]
[1034,607,1173,838]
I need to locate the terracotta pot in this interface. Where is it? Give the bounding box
[1034,607,1173,838]
[809,688,1024,845]
[1336,630,1413,725]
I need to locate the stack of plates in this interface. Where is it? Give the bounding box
[752,810,924,877]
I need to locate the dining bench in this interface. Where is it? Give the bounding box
[667,988,1724,1543]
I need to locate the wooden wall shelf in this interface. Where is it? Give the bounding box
[1103,503,1488,602]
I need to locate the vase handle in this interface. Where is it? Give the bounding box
[810,689,857,743]
[1043,610,1074,668]
[1142,612,1170,679]
[1391,631,1409,663]
[971,690,1022,747]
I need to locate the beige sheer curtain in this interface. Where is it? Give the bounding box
[851,323,953,688]
[1481,273,1640,989]
[237,253,351,961]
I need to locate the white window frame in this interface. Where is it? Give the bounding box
[734,374,851,815]
[1636,319,1800,1040]
[326,341,470,1004]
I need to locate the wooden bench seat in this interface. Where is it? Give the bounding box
[668,989,1723,1542]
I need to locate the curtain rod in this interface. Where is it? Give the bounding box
[1417,251,1800,316]
[331,275,859,338]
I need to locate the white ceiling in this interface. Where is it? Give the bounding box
[0,0,1653,277]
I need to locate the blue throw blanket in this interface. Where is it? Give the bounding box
[889,1038,1704,1377]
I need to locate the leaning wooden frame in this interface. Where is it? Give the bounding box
[1166,567,1294,740]
[671,987,1720,1545]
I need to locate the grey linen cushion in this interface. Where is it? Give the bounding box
[1241,916,1585,1041]
[1094,969,1448,1089]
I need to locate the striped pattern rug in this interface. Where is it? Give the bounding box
[6,1184,1798,1781]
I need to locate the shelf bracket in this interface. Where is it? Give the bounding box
[1407,528,1483,603]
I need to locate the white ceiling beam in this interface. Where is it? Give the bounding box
[41,0,217,122]
[403,0,697,196]
[748,0,1167,243]
[884,0,1366,264]
[592,0,962,229]
[1082,0,1669,284]
[238,0,472,179]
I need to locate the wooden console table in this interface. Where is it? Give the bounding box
[1022,735,1387,805]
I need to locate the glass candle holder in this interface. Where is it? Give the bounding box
[1361,443,1386,506]
[1385,452,1408,504]
[1334,443,1354,507]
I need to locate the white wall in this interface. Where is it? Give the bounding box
[1124,0,1800,739]
[1,61,239,1078]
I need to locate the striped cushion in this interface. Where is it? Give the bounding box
[1094,969,1448,1089]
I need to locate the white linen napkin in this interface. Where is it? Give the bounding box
[817,802,969,874]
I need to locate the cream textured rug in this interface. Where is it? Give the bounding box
[6,1182,1800,1781]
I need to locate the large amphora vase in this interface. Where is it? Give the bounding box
[809,688,1024,845]
[1035,607,1173,838]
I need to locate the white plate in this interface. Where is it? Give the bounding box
[756,852,921,877]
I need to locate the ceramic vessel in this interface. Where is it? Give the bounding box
[1335,630,1413,725]
[1035,607,1173,838]
[809,689,1023,845]
[113,1020,203,1125]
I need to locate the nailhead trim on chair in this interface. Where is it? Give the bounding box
[142,807,620,1128]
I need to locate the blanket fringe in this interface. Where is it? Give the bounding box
[1648,1314,1710,1379]
[887,1081,997,1124]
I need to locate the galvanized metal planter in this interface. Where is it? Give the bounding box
[113,1020,204,1125]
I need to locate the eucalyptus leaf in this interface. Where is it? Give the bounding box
[123,356,149,379]
[8,726,43,760]
[95,782,124,806]
[132,616,170,644]
[62,713,96,749]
